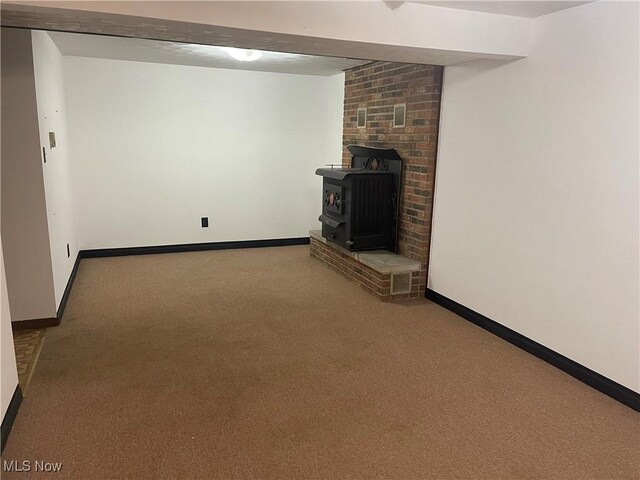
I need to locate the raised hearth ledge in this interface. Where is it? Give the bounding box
[309,230,420,273]
[309,230,422,300]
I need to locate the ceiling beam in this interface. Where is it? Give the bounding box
[1,1,532,65]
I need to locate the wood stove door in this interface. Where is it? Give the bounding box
[320,182,347,248]
[323,184,344,216]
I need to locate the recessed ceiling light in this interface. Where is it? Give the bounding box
[223,47,263,62]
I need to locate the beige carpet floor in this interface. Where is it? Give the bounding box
[2,245,638,479]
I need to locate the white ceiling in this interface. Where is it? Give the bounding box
[410,1,593,17]
[48,31,371,76]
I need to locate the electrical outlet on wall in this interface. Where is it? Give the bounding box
[201,217,209,228]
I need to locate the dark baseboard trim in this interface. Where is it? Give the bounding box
[11,317,60,331]
[56,252,81,320]
[1,385,23,452]
[80,237,311,258]
[426,289,640,412]
[11,253,80,330]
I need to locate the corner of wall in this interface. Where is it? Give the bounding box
[1,27,57,322]
[0,239,19,421]
[31,30,79,310]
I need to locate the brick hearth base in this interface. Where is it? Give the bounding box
[309,230,421,301]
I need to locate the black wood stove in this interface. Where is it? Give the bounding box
[315,145,403,252]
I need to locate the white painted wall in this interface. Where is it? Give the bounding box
[0,27,57,322]
[430,1,640,391]
[63,57,344,249]
[326,73,345,164]
[1,240,19,420]
[32,30,78,309]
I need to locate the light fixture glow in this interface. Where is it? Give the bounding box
[224,47,263,62]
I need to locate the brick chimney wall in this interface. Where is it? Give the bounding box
[342,62,443,297]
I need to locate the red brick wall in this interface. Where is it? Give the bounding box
[342,62,443,297]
